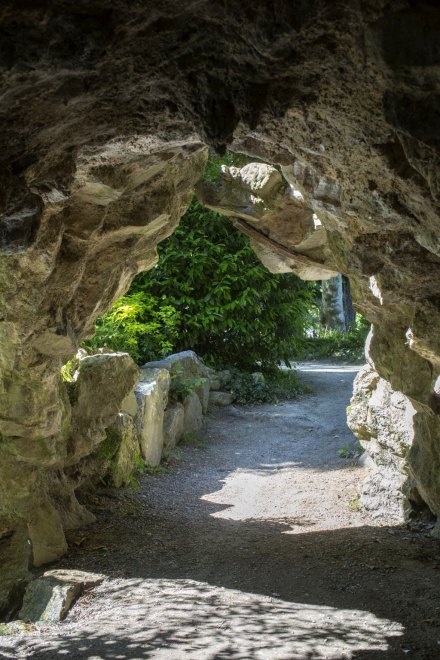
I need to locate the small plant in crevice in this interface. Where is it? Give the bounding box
[338,441,363,459]
[348,494,362,512]
[169,367,206,404]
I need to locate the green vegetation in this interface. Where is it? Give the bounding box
[84,193,312,373]
[225,368,310,405]
[169,368,206,404]
[83,154,369,403]
[301,314,370,363]
[338,441,362,459]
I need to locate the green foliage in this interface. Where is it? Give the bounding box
[83,151,312,370]
[338,441,362,459]
[83,291,180,364]
[169,368,206,404]
[130,197,311,370]
[225,368,310,405]
[301,314,370,363]
[60,359,75,383]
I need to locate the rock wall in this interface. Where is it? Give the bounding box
[1,0,440,614]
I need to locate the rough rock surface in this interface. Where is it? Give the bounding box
[135,369,170,467]
[106,413,139,489]
[209,391,234,407]
[143,351,209,381]
[162,404,185,456]
[197,162,337,280]
[183,393,204,436]
[1,0,440,612]
[19,570,103,624]
[348,365,418,521]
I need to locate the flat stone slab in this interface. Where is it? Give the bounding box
[19,570,104,624]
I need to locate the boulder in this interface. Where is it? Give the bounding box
[208,369,232,391]
[162,404,185,455]
[209,391,234,407]
[183,393,203,434]
[68,352,140,465]
[0,525,32,621]
[135,369,170,466]
[142,351,209,380]
[194,378,210,414]
[19,570,104,623]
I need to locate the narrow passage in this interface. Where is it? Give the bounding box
[5,364,440,659]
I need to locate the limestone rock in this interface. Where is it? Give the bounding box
[19,570,104,623]
[27,503,68,568]
[135,373,169,467]
[0,526,31,620]
[209,391,234,407]
[1,0,440,609]
[183,393,203,435]
[121,391,138,418]
[107,413,139,488]
[197,162,338,281]
[194,378,210,415]
[143,351,209,380]
[140,368,171,410]
[348,365,421,521]
[208,370,232,391]
[162,404,185,455]
[68,352,140,465]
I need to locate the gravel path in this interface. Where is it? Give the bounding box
[2,363,440,659]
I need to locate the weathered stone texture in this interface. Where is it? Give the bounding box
[162,404,185,456]
[1,0,440,614]
[135,369,170,467]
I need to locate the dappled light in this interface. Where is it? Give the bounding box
[9,577,403,659]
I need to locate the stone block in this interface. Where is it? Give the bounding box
[183,393,203,434]
[162,404,185,455]
[19,570,104,623]
[108,412,139,487]
[135,379,166,466]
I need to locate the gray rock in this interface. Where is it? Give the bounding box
[194,378,210,414]
[348,365,418,522]
[107,412,139,488]
[209,391,234,407]
[142,351,209,380]
[19,570,104,623]
[183,393,203,434]
[134,369,170,467]
[162,404,185,455]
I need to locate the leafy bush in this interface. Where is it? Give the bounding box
[225,368,310,405]
[84,291,180,364]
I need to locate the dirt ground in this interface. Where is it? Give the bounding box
[2,363,440,659]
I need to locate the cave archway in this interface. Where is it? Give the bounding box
[1,0,440,615]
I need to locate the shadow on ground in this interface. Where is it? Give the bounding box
[3,364,440,659]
